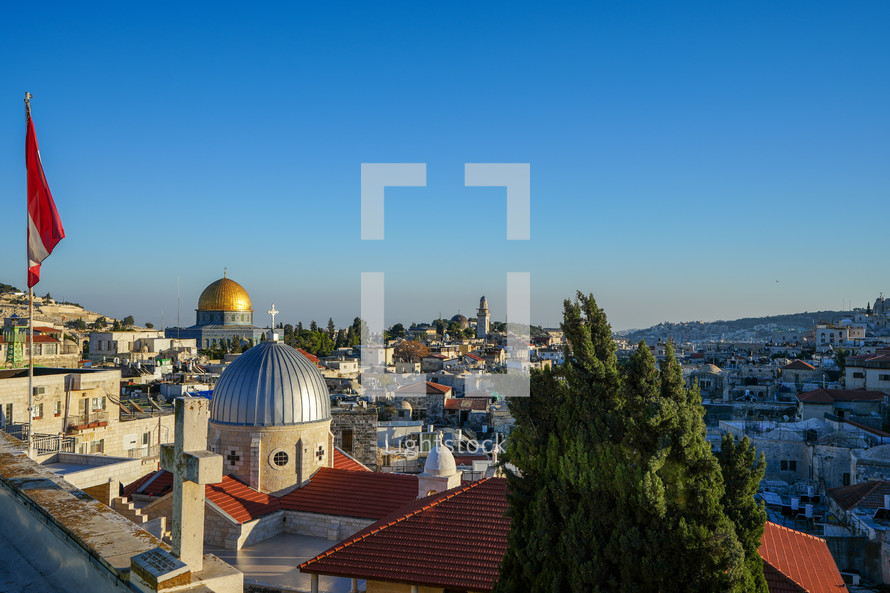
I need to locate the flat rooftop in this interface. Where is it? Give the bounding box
[207,533,360,593]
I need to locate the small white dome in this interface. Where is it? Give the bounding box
[423,432,457,477]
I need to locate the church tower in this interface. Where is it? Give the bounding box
[476,296,490,339]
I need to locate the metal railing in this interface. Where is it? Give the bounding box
[33,433,76,453]
[1,422,29,442]
[128,445,162,459]
[67,411,109,427]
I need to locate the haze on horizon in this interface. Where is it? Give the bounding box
[1,3,888,332]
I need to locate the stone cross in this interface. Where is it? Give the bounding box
[267,304,279,329]
[160,397,222,573]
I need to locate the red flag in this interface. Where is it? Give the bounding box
[26,114,65,288]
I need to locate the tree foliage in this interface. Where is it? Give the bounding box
[496,292,755,593]
[393,340,429,362]
[718,434,768,593]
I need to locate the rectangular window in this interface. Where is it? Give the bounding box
[843,473,851,486]
[4,403,12,423]
[780,460,788,471]
[32,386,46,397]
[853,372,865,379]
[142,432,151,446]
[91,439,104,454]
[54,401,61,416]
[880,374,890,382]
[32,403,43,419]
[789,460,797,472]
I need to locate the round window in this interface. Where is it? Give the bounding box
[273,451,288,467]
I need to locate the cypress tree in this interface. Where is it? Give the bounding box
[718,434,768,593]
[497,293,751,592]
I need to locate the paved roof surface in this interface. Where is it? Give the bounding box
[300,477,508,592]
[758,522,845,593]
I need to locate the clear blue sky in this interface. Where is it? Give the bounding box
[2,2,888,331]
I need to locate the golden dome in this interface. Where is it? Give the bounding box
[197,277,252,312]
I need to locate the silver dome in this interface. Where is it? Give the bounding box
[210,340,331,426]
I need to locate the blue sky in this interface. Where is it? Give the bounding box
[1,2,888,331]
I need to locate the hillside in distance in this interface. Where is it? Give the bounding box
[618,310,850,343]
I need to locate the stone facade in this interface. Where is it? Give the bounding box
[208,420,333,494]
[331,408,377,469]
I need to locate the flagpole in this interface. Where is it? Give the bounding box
[25,92,34,458]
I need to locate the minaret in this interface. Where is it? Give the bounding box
[477,296,490,339]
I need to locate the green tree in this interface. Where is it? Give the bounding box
[390,323,406,340]
[496,293,749,593]
[327,317,336,336]
[718,434,768,593]
[310,320,318,332]
[71,318,87,330]
[93,316,107,330]
[43,292,52,301]
[123,315,135,327]
[145,322,154,329]
[112,319,122,331]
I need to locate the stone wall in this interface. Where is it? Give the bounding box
[331,408,377,469]
[366,581,446,593]
[209,420,333,494]
[750,436,810,482]
[854,456,890,483]
[284,510,375,541]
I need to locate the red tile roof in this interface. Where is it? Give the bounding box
[796,388,885,404]
[763,562,808,593]
[396,381,452,396]
[465,353,484,362]
[0,334,59,344]
[332,447,370,472]
[783,360,816,371]
[300,478,509,592]
[297,348,323,368]
[827,480,890,511]
[279,468,418,521]
[125,466,418,525]
[444,398,488,411]
[758,522,845,593]
[124,469,173,498]
[843,418,890,438]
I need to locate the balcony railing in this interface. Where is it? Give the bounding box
[67,411,109,429]
[33,433,76,453]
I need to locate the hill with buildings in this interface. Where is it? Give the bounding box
[618,310,850,343]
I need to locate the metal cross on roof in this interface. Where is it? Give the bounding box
[268,304,279,328]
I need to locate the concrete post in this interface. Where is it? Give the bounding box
[160,397,223,573]
[311,573,319,593]
[350,578,358,593]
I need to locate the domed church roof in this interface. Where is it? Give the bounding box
[210,338,331,426]
[450,314,469,329]
[198,276,252,312]
[423,432,457,477]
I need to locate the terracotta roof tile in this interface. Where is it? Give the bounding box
[758,522,845,593]
[396,381,452,395]
[124,466,417,525]
[280,468,418,520]
[827,480,890,511]
[783,360,816,371]
[332,447,370,472]
[300,478,508,592]
[444,398,488,411]
[797,388,885,403]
